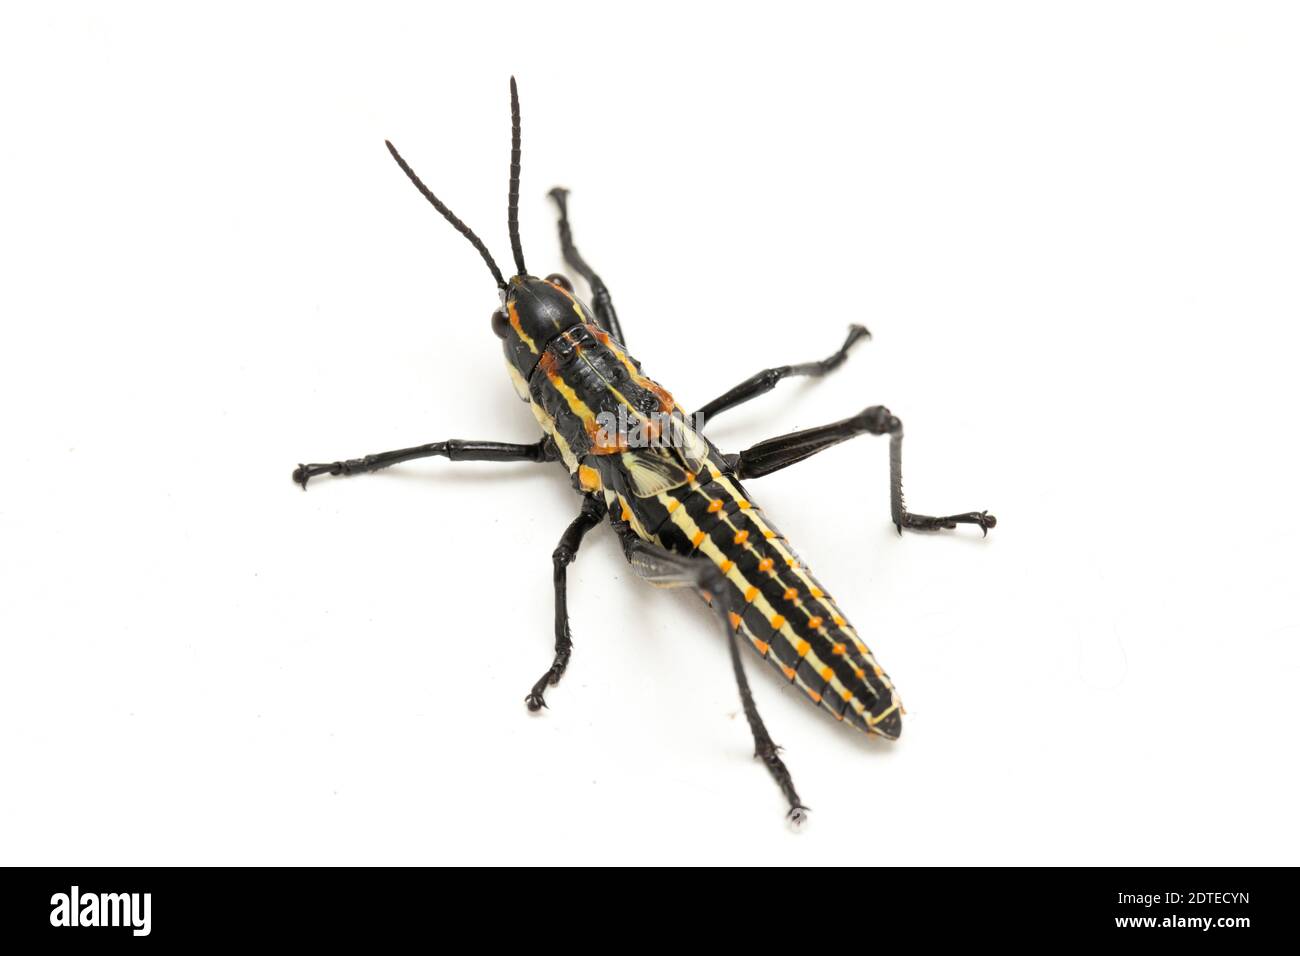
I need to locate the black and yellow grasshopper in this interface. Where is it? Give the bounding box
[294,79,995,826]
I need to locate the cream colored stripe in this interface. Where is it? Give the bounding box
[528,401,579,473]
[545,370,598,432]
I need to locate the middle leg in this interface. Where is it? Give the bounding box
[695,324,871,429]
[526,494,608,711]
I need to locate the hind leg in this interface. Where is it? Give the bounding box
[614,522,808,827]
[729,406,996,536]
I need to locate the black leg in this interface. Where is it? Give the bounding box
[696,324,871,429]
[614,522,809,827]
[730,406,996,536]
[526,495,608,712]
[292,438,554,489]
[548,187,625,344]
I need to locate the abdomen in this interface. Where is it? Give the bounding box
[632,472,904,739]
[520,328,903,737]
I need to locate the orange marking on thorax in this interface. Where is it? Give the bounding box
[538,345,628,456]
[586,323,676,414]
[641,380,676,414]
[508,301,538,353]
[585,417,629,455]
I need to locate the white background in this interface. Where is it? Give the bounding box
[2,2,1297,866]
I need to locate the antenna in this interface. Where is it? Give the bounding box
[508,76,527,277]
[385,139,507,289]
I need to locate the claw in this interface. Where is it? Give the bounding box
[525,692,548,712]
[293,465,310,490]
[786,805,810,831]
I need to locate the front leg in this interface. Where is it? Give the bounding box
[292,438,555,489]
[548,187,625,344]
[526,494,607,711]
[730,406,996,536]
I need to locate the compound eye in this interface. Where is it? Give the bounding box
[545,273,574,293]
[491,307,510,338]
